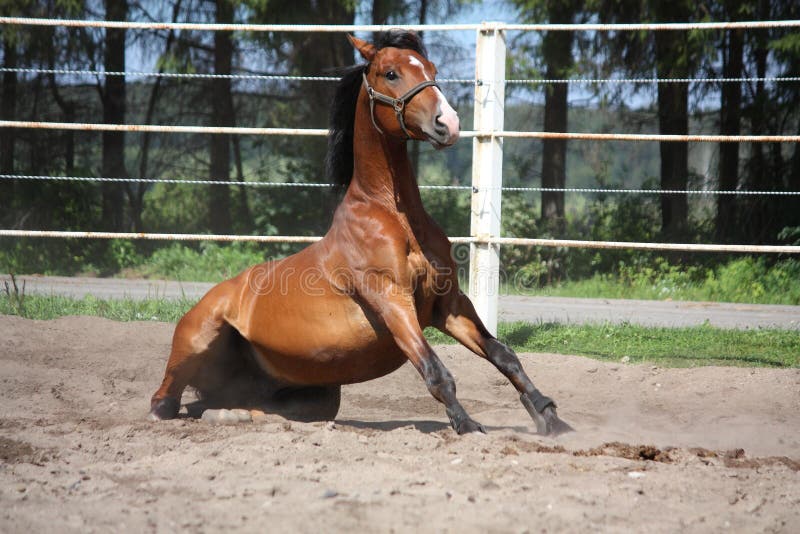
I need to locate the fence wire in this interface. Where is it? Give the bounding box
[3,175,799,196]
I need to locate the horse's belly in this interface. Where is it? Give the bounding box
[239,289,408,386]
[250,338,408,386]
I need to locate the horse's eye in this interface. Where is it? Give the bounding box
[385,70,398,81]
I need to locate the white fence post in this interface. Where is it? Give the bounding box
[469,23,506,336]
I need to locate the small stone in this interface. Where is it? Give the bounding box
[467,495,476,503]
[250,409,270,423]
[587,367,598,373]
[325,421,336,431]
[321,489,338,499]
[621,356,631,364]
[627,471,646,479]
[201,409,240,425]
[450,457,463,465]
[231,409,252,422]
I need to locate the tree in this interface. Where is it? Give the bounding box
[1,26,18,181]
[738,0,800,243]
[588,0,707,239]
[651,0,694,239]
[715,2,745,242]
[100,0,129,232]
[507,0,585,234]
[1,2,23,225]
[208,0,234,235]
[540,1,582,232]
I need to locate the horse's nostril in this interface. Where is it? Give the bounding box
[434,114,448,135]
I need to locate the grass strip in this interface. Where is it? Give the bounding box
[2,294,798,368]
[426,322,799,368]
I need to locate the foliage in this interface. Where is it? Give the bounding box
[2,0,799,301]
[135,242,267,282]
[527,257,800,305]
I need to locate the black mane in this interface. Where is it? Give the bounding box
[325,30,429,189]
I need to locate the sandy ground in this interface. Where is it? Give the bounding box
[1,315,799,533]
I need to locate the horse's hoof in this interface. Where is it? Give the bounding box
[456,418,486,435]
[149,397,180,421]
[533,406,573,436]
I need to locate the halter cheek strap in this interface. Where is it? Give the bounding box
[362,70,439,139]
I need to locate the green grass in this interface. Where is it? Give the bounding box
[2,293,797,368]
[427,323,799,368]
[0,293,195,323]
[511,258,800,305]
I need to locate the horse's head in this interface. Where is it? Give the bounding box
[348,34,460,149]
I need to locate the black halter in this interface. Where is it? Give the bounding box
[362,70,439,139]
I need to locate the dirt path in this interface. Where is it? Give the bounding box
[1,315,798,532]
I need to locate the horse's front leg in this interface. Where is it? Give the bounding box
[434,290,572,435]
[358,283,484,434]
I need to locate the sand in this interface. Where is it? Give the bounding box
[1,314,798,533]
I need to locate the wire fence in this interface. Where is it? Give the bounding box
[4,67,799,86]
[1,17,799,258]
[3,175,799,196]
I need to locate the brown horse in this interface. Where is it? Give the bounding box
[150,31,569,435]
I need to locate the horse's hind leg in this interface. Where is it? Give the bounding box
[149,298,240,420]
[434,291,572,435]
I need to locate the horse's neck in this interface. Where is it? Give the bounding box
[347,92,425,214]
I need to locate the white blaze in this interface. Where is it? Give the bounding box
[408,56,430,80]
[408,55,459,139]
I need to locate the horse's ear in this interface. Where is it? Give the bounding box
[348,35,376,61]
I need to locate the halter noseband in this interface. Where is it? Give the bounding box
[362,70,439,139]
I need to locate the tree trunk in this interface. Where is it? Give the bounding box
[48,68,76,174]
[301,1,357,231]
[209,0,234,235]
[371,0,395,40]
[134,0,182,233]
[654,14,690,239]
[791,119,800,193]
[745,0,774,243]
[232,135,253,233]
[1,34,17,223]
[101,0,128,231]
[540,2,575,234]
[715,27,743,242]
